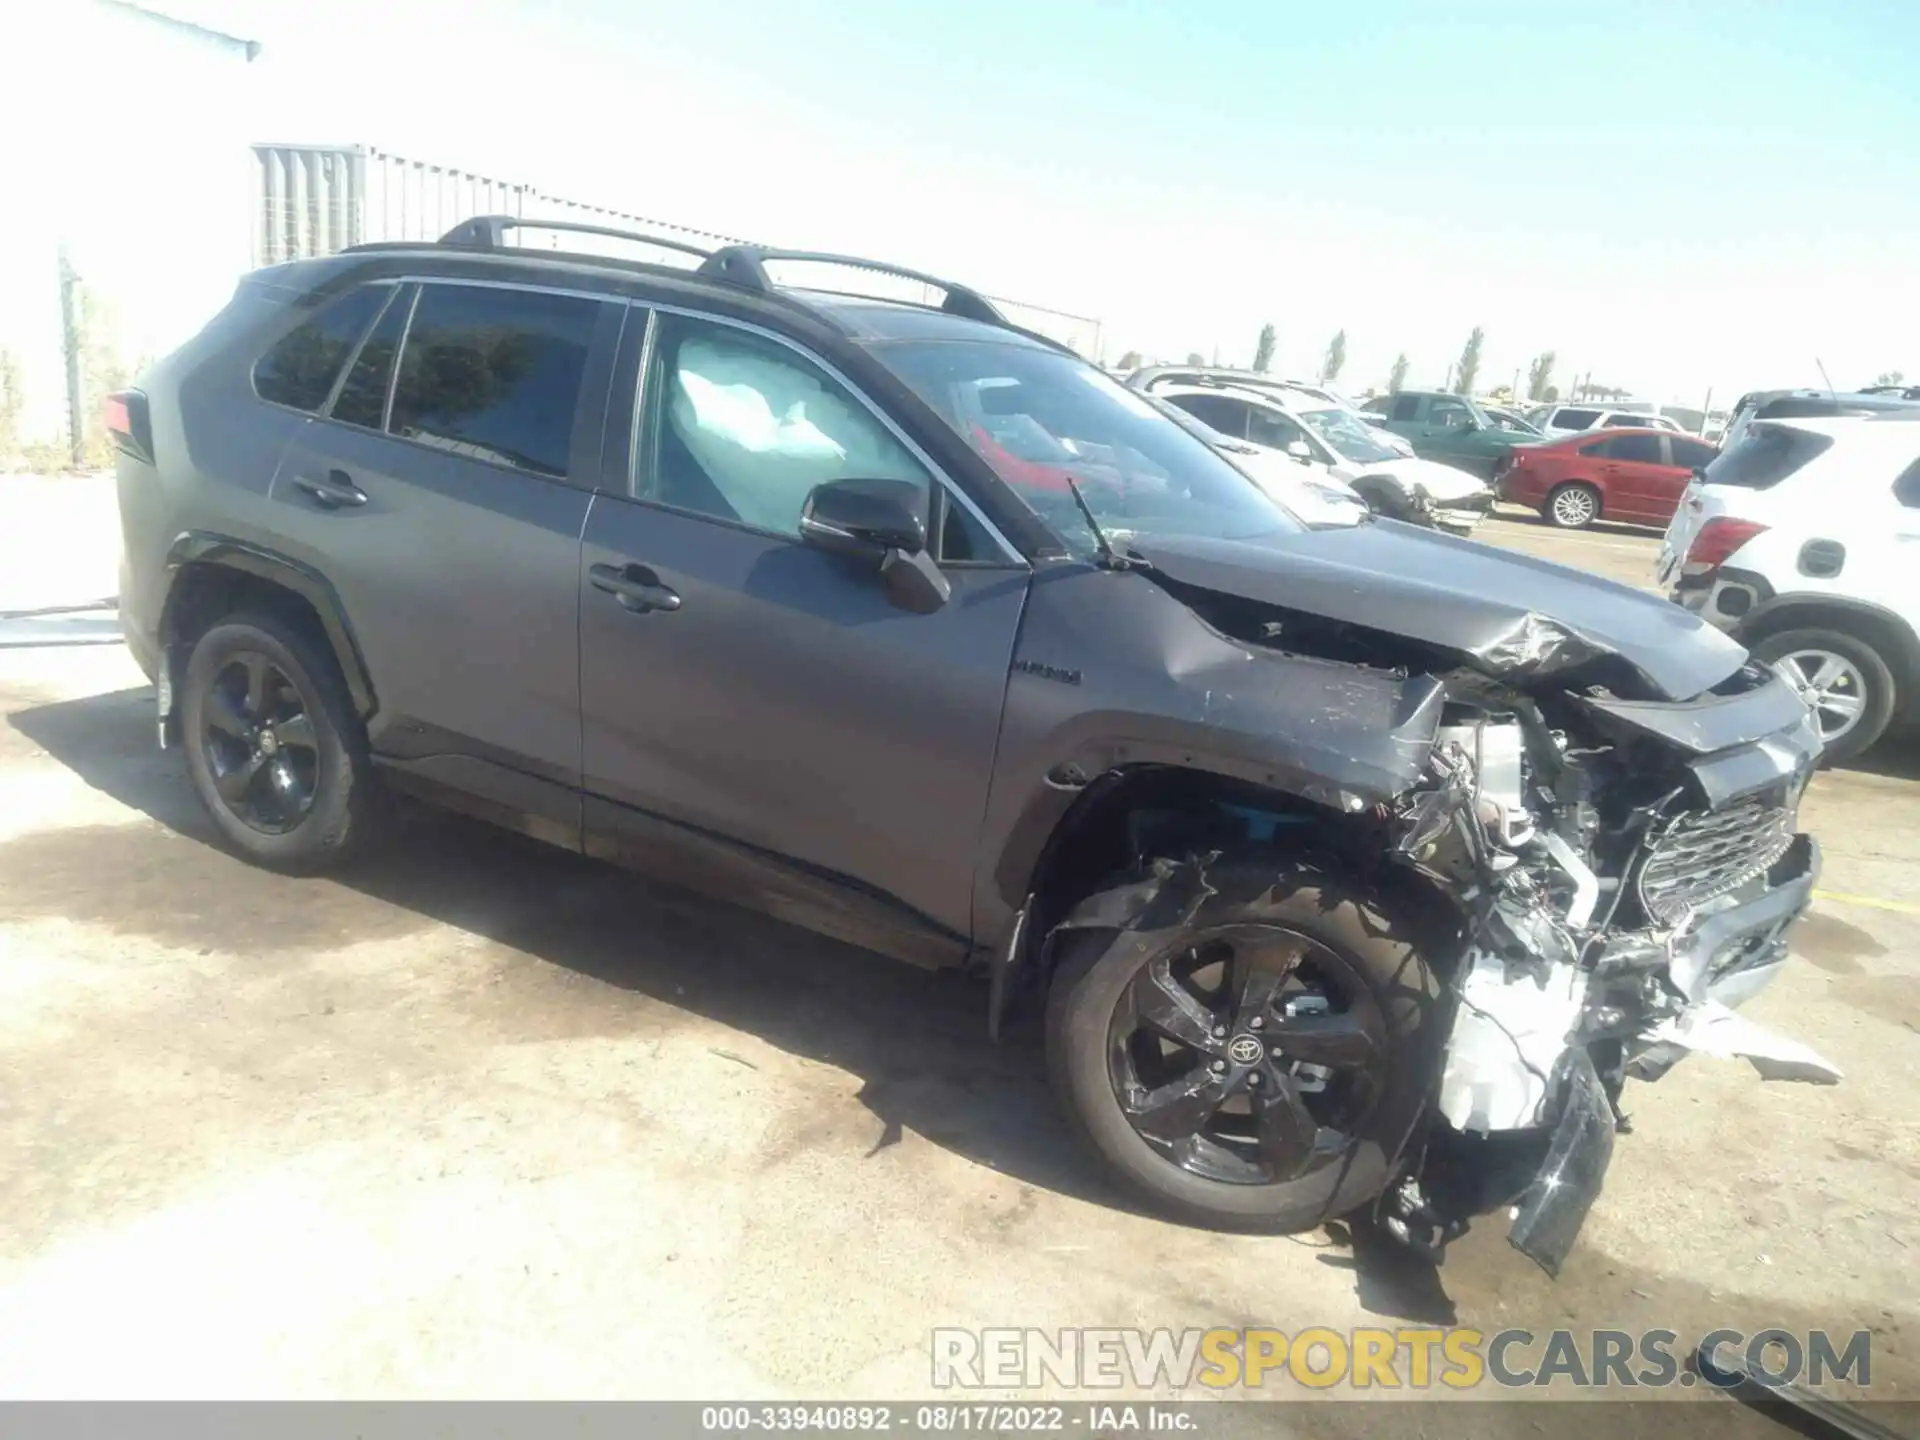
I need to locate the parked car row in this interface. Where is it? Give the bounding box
[1122,369,1496,533]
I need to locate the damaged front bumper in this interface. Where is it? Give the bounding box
[1428,802,1834,1274]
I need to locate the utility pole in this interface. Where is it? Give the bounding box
[58,244,85,468]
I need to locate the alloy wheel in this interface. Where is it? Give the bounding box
[1105,923,1386,1186]
[1773,648,1869,743]
[199,651,321,834]
[1551,487,1597,526]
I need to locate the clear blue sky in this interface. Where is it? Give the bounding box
[251,0,1919,403]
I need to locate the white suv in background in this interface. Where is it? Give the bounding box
[1146,381,1496,532]
[1660,413,1920,762]
[1536,405,1685,438]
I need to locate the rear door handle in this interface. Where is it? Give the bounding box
[590,561,682,614]
[293,469,368,508]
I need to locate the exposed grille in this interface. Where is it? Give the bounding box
[1636,798,1797,925]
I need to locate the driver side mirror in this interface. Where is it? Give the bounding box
[799,478,951,614]
[1285,439,1314,464]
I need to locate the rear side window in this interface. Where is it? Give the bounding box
[1552,407,1602,429]
[1671,437,1719,470]
[1894,455,1920,508]
[330,287,411,430]
[253,285,391,412]
[389,284,601,479]
[1166,393,1250,438]
[1388,395,1422,422]
[1701,423,1834,490]
[1596,432,1664,464]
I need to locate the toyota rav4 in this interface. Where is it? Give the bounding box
[111,217,1836,1273]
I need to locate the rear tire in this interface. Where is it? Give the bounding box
[1044,856,1441,1232]
[179,611,376,872]
[1543,482,1600,529]
[1749,627,1897,765]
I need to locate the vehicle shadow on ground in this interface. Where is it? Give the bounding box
[1491,504,1661,541]
[1852,733,1920,783]
[11,683,1465,1321]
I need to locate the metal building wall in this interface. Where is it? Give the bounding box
[250,145,1105,357]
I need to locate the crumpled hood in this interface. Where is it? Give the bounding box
[1351,456,1491,503]
[1132,520,1750,700]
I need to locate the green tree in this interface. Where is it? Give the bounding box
[1185,351,1207,366]
[1251,324,1277,373]
[1116,350,1143,371]
[1542,383,1559,402]
[1526,350,1556,401]
[1320,329,1347,383]
[1454,326,1485,395]
[1387,352,1410,393]
[1876,369,1906,386]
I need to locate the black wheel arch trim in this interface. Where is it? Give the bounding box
[161,532,378,721]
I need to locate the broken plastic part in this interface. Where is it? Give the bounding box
[1634,1002,1843,1085]
[1438,947,1589,1133]
[1507,1049,1615,1277]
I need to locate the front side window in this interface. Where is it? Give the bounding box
[639,313,931,538]
[1298,407,1399,463]
[1553,407,1602,430]
[1245,406,1311,452]
[388,284,601,479]
[253,285,391,412]
[1427,399,1473,431]
[874,338,1302,556]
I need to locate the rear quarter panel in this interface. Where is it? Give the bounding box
[117,271,321,652]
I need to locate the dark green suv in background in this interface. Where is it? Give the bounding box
[1369,390,1540,480]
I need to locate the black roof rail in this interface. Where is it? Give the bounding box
[437,214,713,261]
[698,246,1007,326]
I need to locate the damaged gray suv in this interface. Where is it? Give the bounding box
[111,217,1836,1274]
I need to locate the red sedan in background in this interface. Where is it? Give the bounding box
[1497,428,1720,529]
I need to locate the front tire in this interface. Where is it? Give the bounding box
[180,611,375,872]
[1044,857,1441,1232]
[1543,482,1600,529]
[1749,627,1897,765]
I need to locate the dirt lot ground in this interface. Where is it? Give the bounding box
[2,493,1915,1422]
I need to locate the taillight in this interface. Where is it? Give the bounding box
[1684,517,1767,572]
[104,389,153,463]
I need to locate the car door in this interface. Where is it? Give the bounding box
[1377,393,1427,439]
[1586,431,1668,521]
[1417,396,1487,472]
[576,306,1031,960]
[268,278,621,841]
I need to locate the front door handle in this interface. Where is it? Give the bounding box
[293,469,368,508]
[590,562,682,614]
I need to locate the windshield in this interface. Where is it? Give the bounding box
[1297,407,1400,463]
[874,340,1304,554]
